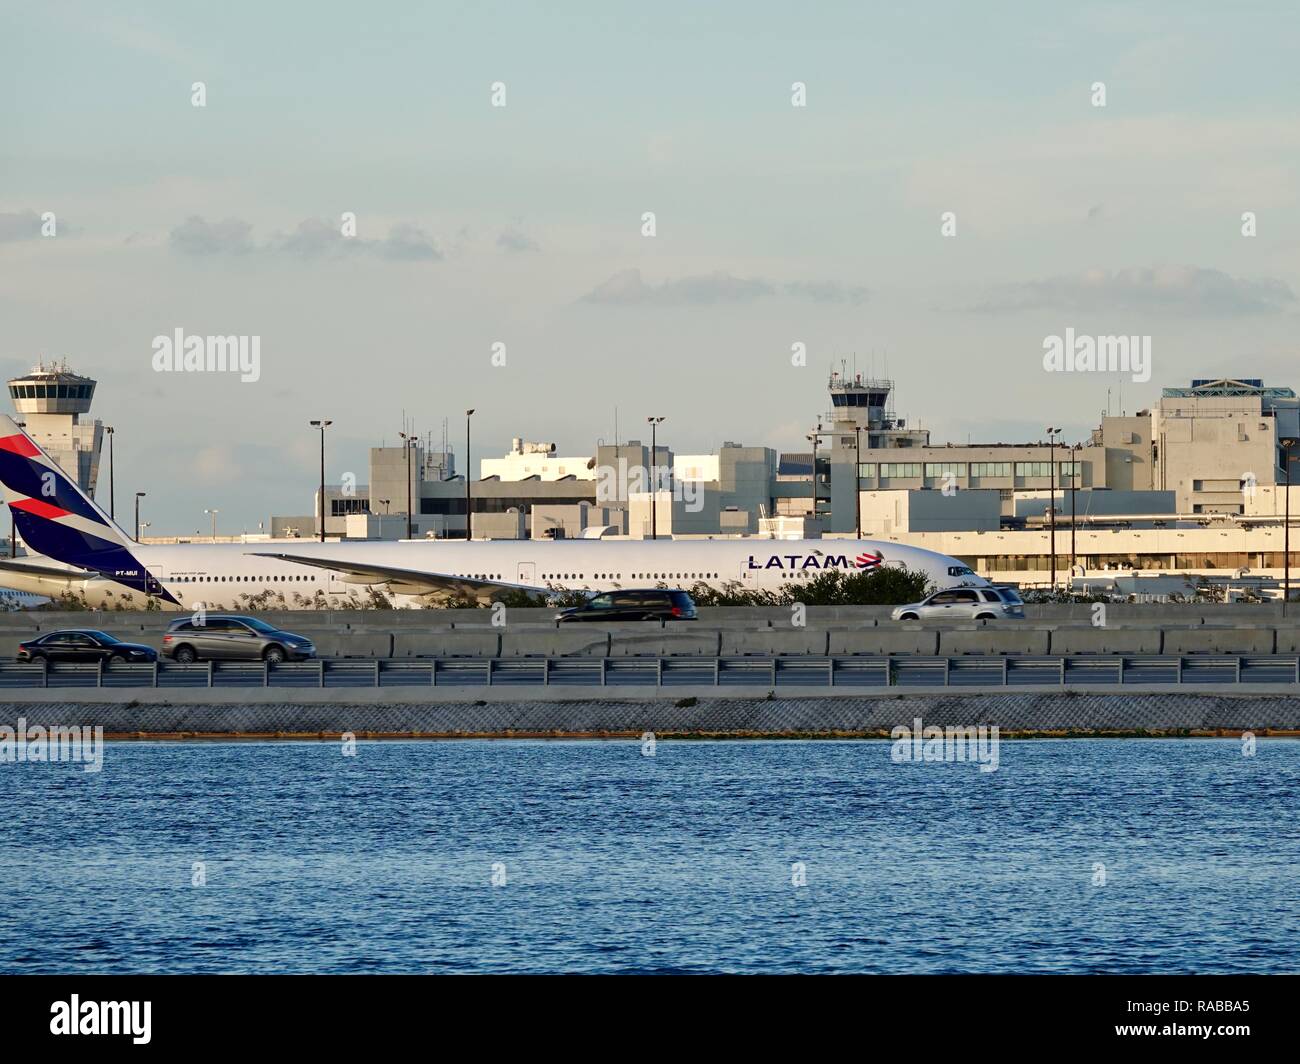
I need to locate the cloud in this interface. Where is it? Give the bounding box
[376,223,441,262]
[169,216,255,256]
[782,280,869,305]
[170,216,442,262]
[0,210,45,242]
[581,268,867,307]
[497,227,540,253]
[276,218,360,259]
[969,265,1295,316]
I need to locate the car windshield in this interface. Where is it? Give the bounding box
[82,631,120,643]
[237,617,279,633]
[997,588,1024,604]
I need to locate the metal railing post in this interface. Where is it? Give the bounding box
[486,659,493,686]
[543,657,550,686]
[430,659,437,687]
[374,660,381,687]
[208,661,214,688]
[600,657,607,686]
[318,660,326,688]
[97,659,103,688]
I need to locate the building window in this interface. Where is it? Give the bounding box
[330,498,371,516]
[924,463,968,477]
[970,462,1011,477]
[879,463,921,478]
[1014,462,1055,478]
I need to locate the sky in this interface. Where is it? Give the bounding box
[2,1,1299,533]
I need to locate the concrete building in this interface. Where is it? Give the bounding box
[1151,378,1300,514]
[7,361,104,497]
[858,489,1003,536]
[480,438,595,481]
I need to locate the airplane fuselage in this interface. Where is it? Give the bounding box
[0,537,985,610]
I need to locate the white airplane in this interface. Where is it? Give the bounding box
[0,414,987,610]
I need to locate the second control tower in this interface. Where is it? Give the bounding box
[6,360,105,497]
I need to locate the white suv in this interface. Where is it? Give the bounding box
[891,586,1025,621]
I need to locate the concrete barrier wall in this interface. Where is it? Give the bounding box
[828,630,939,655]
[3,607,1300,659]
[310,633,393,658]
[940,630,1051,655]
[392,632,501,658]
[721,630,830,656]
[1163,629,1276,655]
[500,631,610,657]
[608,631,721,657]
[1049,629,1162,655]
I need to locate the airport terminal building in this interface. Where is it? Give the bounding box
[260,374,1300,591]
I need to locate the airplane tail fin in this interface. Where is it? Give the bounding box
[0,414,137,567]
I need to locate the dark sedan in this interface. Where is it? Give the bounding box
[558,589,698,622]
[17,630,158,663]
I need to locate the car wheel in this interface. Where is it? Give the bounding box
[641,613,660,622]
[27,651,46,663]
[174,645,198,664]
[899,612,919,621]
[109,653,127,663]
[263,645,286,664]
[975,613,995,620]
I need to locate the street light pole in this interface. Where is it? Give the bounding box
[11,420,24,557]
[399,431,416,539]
[134,492,146,542]
[1046,427,1059,590]
[309,420,332,543]
[854,425,863,539]
[204,508,219,542]
[1070,443,1078,573]
[807,423,822,523]
[465,409,475,541]
[1284,441,1294,617]
[105,426,115,520]
[647,416,665,539]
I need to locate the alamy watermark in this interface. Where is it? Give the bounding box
[890,717,999,772]
[152,328,261,382]
[595,459,703,511]
[1042,328,1150,383]
[1,718,103,772]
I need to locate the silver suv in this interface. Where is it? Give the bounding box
[891,586,1024,621]
[161,615,316,663]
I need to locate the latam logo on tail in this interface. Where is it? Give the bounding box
[746,550,885,571]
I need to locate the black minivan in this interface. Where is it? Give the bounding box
[558,589,698,622]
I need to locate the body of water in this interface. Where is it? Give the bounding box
[1,738,1296,973]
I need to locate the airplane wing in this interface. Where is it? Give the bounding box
[0,559,93,581]
[249,552,548,601]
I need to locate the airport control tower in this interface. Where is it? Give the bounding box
[6,360,105,497]
[824,367,929,533]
